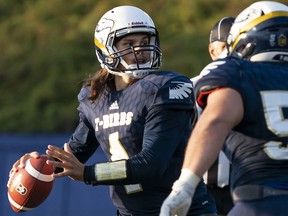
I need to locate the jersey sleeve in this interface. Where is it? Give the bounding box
[68,118,100,164]
[194,58,244,109]
[67,87,100,164]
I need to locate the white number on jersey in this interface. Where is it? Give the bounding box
[109,132,143,193]
[261,91,288,160]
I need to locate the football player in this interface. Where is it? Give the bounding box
[10,5,217,216]
[192,16,235,216]
[160,1,288,216]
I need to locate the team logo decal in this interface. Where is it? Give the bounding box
[169,81,193,99]
[95,18,114,34]
[16,183,27,195]
[278,34,287,47]
[95,18,114,45]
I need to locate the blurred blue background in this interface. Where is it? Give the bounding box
[0,133,116,216]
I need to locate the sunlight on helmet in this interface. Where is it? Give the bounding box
[227,1,288,62]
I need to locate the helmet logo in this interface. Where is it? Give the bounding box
[235,8,262,24]
[95,18,114,47]
[278,34,287,47]
[96,18,114,33]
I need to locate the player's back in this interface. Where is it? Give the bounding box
[195,57,288,190]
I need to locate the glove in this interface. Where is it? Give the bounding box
[160,169,200,216]
[160,179,195,216]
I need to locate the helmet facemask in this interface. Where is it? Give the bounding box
[105,27,162,79]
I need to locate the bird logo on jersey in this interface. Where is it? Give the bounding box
[169,81,193,99]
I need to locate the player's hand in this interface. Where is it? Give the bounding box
[9,151,40,177]
[160,179,195,216]
[46,143,84,182]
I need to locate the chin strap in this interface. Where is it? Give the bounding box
[105,66,153,79]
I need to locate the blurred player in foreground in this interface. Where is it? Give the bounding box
[161,1,288,216]
[192,16,235,216]
[9,5,217,216]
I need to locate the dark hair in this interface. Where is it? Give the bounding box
[83,69,115,102]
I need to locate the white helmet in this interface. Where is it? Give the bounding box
[227,1,288,62]
[94,6,162,79]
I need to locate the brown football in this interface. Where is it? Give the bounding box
[7,155,54,212]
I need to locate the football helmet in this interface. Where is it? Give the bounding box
[227,1,288,62]
[94,6,162,79]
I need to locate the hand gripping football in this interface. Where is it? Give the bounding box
[7,155,54,212]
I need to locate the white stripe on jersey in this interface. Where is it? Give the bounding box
[217,151,230,187]
[203,150,230,188]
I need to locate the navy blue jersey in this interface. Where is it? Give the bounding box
[195,57,288,190]
[192,77,231,189]
[68,71,216,215]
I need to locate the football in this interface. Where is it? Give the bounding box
[7,155,54,212]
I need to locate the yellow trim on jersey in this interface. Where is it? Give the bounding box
[232,11,288,50]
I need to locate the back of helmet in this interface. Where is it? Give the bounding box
[227,1,288,62]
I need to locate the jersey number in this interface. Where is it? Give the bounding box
[261,91,288,160]
[109,132,143,194]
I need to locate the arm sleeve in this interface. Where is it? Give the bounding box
[68,117,100,164]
